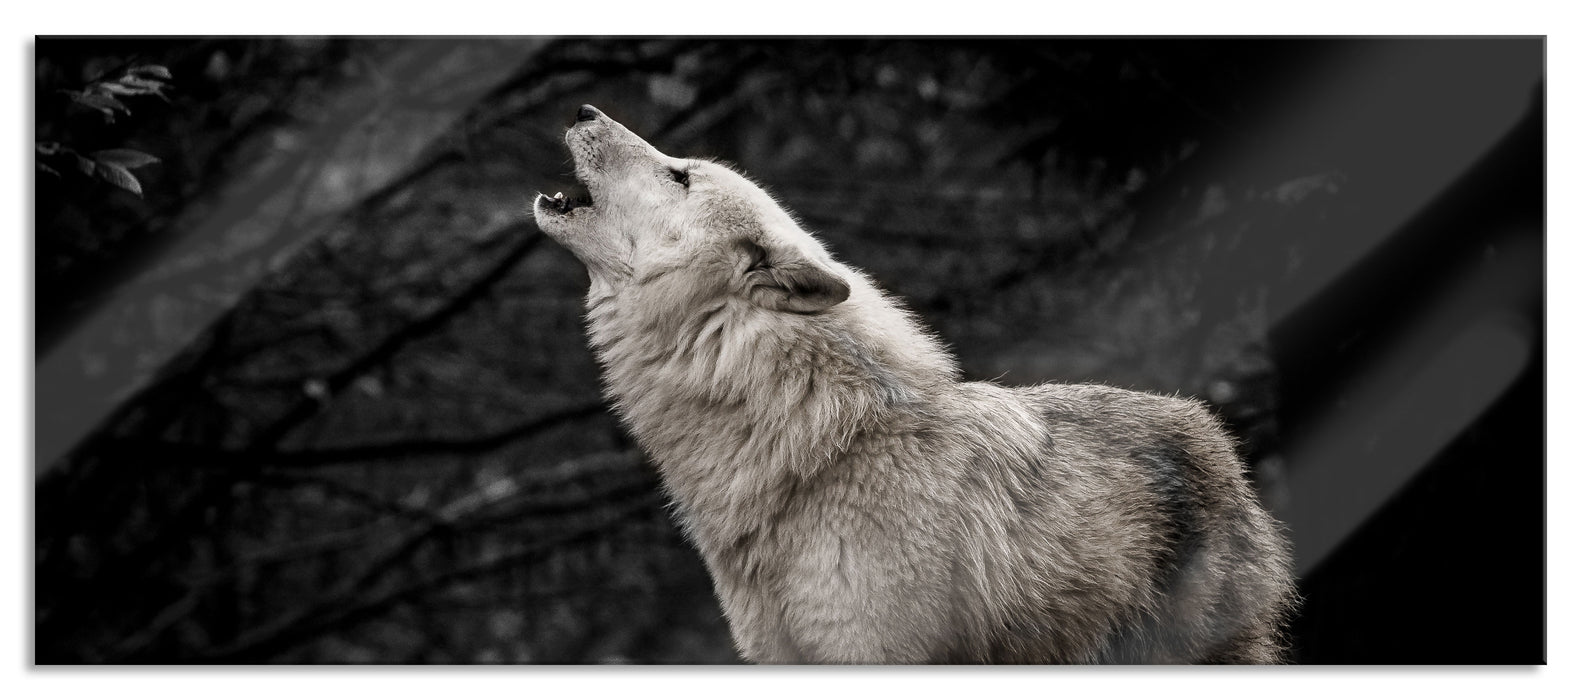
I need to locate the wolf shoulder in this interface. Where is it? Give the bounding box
[941,378,1233,438]
[913,379,1257,516]
[1008,382,1243,465]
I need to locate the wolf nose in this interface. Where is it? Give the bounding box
[576,104,601,122]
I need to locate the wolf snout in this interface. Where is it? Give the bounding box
[576,104,602,123]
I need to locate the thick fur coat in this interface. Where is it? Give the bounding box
[532,105,1297,664]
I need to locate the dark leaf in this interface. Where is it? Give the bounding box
[73,154,96,176]
[117,75,170,94]
[128,64,173,81]
[92,149,161,170]
[98,82,147,96]
[118,75,172,102]
[37,162,60,178]
[70,91,130,119]
[93,161,144,197]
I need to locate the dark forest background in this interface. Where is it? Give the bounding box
[34,37,1544,664]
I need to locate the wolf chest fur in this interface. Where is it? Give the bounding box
[532,104,1297,664]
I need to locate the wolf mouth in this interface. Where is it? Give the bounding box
[537,182,593,215]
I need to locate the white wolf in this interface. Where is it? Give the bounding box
[532,105,1296,664]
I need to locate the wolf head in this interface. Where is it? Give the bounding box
[532,105,957,480]
[533,105,849,314]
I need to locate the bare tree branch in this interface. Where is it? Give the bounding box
[115,400,607,469]
[188,496,658,663]
[248,221,545,449]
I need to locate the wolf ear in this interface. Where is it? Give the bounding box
[741,241,850,314]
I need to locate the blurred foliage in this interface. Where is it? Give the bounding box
[35,38,1326,663]
[36,39,415,351]
[37,64,171,198]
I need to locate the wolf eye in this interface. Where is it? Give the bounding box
[670,167,690,188]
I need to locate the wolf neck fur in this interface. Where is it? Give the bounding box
[584,279,954,541]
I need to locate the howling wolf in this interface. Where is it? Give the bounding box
[532,104,1297,664]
